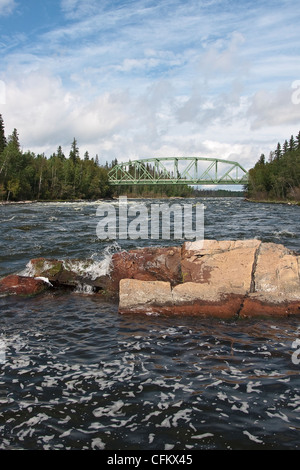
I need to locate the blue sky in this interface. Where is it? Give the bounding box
[1,0,300,169]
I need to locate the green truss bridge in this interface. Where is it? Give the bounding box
[108,157,248,186]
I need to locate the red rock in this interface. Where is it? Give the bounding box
[0,275,49,297]
[119,279,243,318]
[118,240,300,318]
[172,282,243,318]
[109,246,182,293]
[240,294,300,318]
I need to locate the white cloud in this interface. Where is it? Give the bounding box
[60,0,100,19]
[248,87,300,129]
[0,0,16,16]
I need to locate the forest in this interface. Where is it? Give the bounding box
[0,115,113,201]
[0,114,195,201]
[246,130,300,202]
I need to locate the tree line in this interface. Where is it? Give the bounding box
[0,114,113,201]
[0,114,195,201]
[246,130,300,202]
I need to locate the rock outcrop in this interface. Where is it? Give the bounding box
[1,239,300,318]
[118,240,300,318]
[0,275,50,297]
[109,246,182,291]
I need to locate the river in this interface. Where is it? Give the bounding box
[0,198,300,450]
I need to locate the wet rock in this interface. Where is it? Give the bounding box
[0,275,50,297]
[4,239,300,317]
[109,246,182,292]
[240,294,300,318]
[119,279,244,318]
[172,282,243,318]
[24,258,111,294]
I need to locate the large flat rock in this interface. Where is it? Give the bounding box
[119,279,174,315]
[119,240,300,318]
[253,243,299,296]
[181,239,261,295]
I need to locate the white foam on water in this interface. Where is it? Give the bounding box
[243,430,263,444]
[191,433,214,440]
[73,283,94,295]
[92,400,125,418]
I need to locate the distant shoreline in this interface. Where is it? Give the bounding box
[245,198,300,206]
[0,195,244,206]
[4,196,299,207]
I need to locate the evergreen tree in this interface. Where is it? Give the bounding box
[247,128,300,201]
[57,145,65,160]
[0,114,6,154]
[296,131,300,150]
[9,128,21,151]
[69,138,80,164]
[274,143,281,160]
[289,135,296,151]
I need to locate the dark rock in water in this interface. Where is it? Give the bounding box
[23,258,112,295]
[0,275,50,297]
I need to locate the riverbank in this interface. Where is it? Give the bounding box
[245,198,300,206]
[0,200,37,205]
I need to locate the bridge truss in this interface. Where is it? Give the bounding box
[108,157,248,186]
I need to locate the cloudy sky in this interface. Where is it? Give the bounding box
[1,0,300,169]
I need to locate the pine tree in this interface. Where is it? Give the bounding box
[275,143,281,159]
[57,145,65,160]
[296,131,300,150]
[9,128,20,151]
[69,138,80,164]
[289,135,296,151]
[0,114,6,154]
[283,140,289,154]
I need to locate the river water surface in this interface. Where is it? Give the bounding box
[0,198,300,450]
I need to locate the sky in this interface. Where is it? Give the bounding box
[1,0,300,170]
